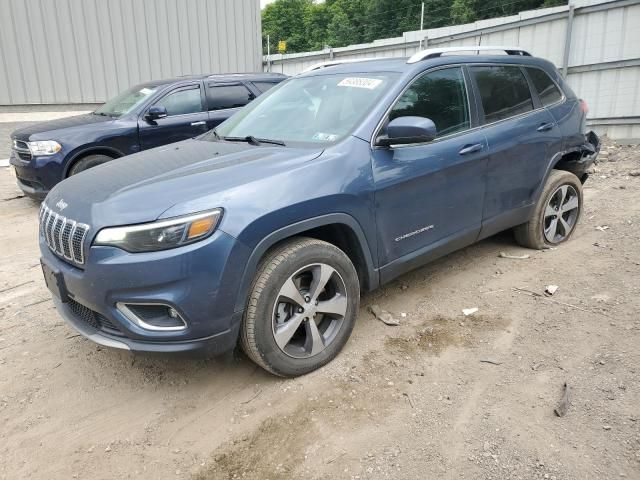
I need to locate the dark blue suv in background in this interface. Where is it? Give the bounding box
[10,72,286,199]
[39,47,599,376]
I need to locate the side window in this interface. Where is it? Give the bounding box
[525,67,563,106]
[154,86,203,116]
[252,81,278,94]
[389,67,470,137]
[207,84,253,111]
[471,66,534,123]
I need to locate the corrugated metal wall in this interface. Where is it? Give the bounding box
[266,0,640,141]
[0,0,262,105]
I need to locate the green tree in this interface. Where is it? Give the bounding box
[262,0,314,54]
[261,0,568,54]
[326,0,369,48]
[304,2,331,51]
[451,0,477,24]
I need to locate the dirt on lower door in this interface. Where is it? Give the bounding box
[1,139,639,480]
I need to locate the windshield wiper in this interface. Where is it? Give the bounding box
[223,135,286,147]
[93,111,110,117]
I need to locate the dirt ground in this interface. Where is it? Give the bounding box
[1,139,639,480]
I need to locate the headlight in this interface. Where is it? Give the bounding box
[93,209,222,253]
[28,140,62,155]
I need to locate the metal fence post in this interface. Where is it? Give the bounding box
[562,4,575,78]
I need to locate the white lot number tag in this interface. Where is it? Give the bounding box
[338,77,383,90]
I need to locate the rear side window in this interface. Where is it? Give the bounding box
[389,67,470,137]
[471,66,533,123]
[525,67,563,106]
[207,84,253,111]
[154,86,203,116]
[252,81,279,93]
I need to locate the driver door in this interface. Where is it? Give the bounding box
[138,83,209,150]
[371,66,489,279]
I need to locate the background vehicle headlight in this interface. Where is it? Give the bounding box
[28,140,62,155]
[93,209,222,253]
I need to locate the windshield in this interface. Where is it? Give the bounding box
[95,84,159,117]
[208,72,397,146]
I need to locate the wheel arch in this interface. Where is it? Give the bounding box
[64,146,124,177]
[234,213,378,313]
[533,148,589,205]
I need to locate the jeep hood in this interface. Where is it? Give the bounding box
[45,139,323,230]
[11,113,113,141]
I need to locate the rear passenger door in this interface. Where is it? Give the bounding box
[206,83,255,129]
[469,65,562,236]
[372,66,489,271]
[138,83,209,150]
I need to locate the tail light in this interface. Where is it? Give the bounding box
[579,99,589,114]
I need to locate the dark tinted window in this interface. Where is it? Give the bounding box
[390,67,470,137]
[154,86,203,116]
[526,67,563,106]
[207,84,253,111]
[471,66,533,123]
[252,81,279,93]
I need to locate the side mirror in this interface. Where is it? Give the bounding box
[376,116,437,147]
[145,105,168,121]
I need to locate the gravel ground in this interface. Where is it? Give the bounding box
[0,138,639,480]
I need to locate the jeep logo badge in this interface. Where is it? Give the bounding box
[56,199,68,211]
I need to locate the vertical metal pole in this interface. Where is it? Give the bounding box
[562,4,575,78]
[266,34,271,72]
[419,2,425,49]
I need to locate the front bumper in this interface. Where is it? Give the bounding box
[54,296,243,354]
[10,149,66,199]
[40,229,251,354]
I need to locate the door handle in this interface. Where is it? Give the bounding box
[458,143,483,155]
[190,121,206,126]
[537,122,554,132]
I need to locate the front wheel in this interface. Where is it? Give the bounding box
[68,154,113,176]
[514,170,583,249]
[240,237,360,377]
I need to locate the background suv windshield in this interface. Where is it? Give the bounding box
[95,84,159,117]
[211,73,396,145]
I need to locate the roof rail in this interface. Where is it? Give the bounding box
[407,46,532,64]
[301,57,386,74]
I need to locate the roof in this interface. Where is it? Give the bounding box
[297,46,546,78]
[137,72,287,88]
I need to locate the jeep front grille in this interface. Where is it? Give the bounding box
[39,204,90,265]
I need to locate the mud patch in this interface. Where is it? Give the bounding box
[385,315,510,356]
[195,414,313,480]
[194,384,376,479]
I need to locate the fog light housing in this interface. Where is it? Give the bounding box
[116,303,187,331]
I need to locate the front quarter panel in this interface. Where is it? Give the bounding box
[210,138,378,312]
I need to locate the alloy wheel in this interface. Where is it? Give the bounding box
[543,184,580,243]
[271,263,348,359]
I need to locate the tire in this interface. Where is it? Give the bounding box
[68,154,113,176]
[514,170,583,250]
[240,237,360,377]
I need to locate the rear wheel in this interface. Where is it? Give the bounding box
[514,170,583,249]
[240,237,360,377]
[68,154,113,176]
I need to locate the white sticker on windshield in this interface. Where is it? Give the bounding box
[313,132,338,142]
[140,88,154,95]
[338,77,383,90]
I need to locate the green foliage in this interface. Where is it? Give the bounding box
[262,0,568,54]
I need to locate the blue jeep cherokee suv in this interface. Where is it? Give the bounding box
[10,72,286,199]
[39,47,599,376]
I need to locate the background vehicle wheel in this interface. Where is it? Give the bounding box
[240,237,360,377]
[68,154,113,176]
[514,170,583,250]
